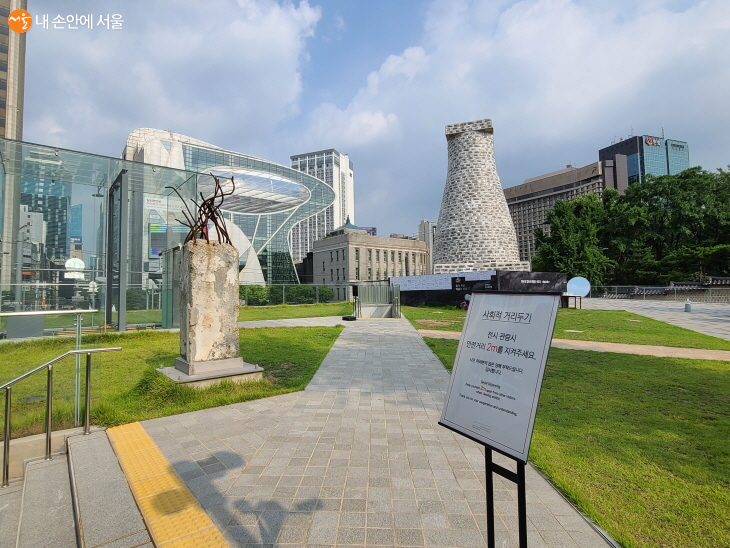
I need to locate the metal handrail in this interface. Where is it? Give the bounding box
[2,347,121,487]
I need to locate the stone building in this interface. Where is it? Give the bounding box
[309,220,429,300]
[433,119,529,272]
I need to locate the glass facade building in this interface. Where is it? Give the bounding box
[599,135,690,185]
[0,135,334,332]
[123,129,335,285]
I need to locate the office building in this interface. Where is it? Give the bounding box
[418,219,437,274]
[505,157,633,262]
[599,134,689,185]
[0,0,27,287]
[505,133,689,263]
[288,149,354,261]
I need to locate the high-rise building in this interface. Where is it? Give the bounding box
[69,203,83,260]
[506,132,689,262]
[417,219,436,274]
[19,148,72,261]
[0,0,27,287]
[599,134,689,185]
[288,149,354,261]
[0,0,24,140]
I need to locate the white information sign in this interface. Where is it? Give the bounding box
[439,292,560,462]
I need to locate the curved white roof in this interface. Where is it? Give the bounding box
[198,166,311,215]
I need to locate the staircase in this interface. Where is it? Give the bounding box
[0,431,151,548]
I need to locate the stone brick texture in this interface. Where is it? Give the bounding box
[179,241,241,362]
[434,119,529,272]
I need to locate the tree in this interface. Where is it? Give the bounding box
[601,167,730,283]
[531,194,615,285]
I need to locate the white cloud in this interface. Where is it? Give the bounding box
[25,0,322,156]
[298,0,730,233]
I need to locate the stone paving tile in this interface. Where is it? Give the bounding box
[143,318,612,547]
[580,299,730,341]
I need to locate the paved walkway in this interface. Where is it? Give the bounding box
[580,299,730,340]
[143,319,613,548]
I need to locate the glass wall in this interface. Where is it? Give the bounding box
[640,136,668,180]
[666,139,690,175]
[0,137,335,337]
[0,139,201,334]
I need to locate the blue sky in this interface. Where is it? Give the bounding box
[23,0,730,237]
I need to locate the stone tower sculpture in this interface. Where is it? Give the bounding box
[433,118,529,273]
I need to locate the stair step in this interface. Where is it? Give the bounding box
[0,482,23,548]
[67,432,151,548]
[16,456,76,548]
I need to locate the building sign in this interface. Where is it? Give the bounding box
[439,292,559,462]
[496,271,566,292]
[644,136,662,147]
[452,277,469,292]
[452,276,495,292]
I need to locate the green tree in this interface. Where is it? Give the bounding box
[602,167,730,283]
[532,194,615,285]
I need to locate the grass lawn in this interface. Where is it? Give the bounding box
[0,303,352,332]
[0,325,343,439]
[423,337,730,548]
[406,305,730,350]
[401,305,467,332]
[555,309,730,350]
[238,302,352,322]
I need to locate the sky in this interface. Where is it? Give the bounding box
[23,0,730,237]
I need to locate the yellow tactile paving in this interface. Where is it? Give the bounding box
[138,487,196,516]
[130,473,184,499]
[158,527,228,548]
[107,423,229,547]
[118,459,171,483]
[116,447,167,467]
[147,506,217,542]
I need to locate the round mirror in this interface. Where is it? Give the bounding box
[567,276,591,297]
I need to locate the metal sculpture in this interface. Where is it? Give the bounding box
[167,175,234,245]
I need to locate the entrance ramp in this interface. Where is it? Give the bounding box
[354,284,401,319]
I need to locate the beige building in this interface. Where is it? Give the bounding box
[504,159,625,262]
[311,231,429,288]
[0,0,27,287]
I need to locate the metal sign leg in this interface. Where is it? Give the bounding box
[485,449,495,548]
[484,448,528,548]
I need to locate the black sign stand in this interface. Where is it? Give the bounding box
[485,448,527,548]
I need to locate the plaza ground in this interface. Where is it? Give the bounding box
[1,298,727,547]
